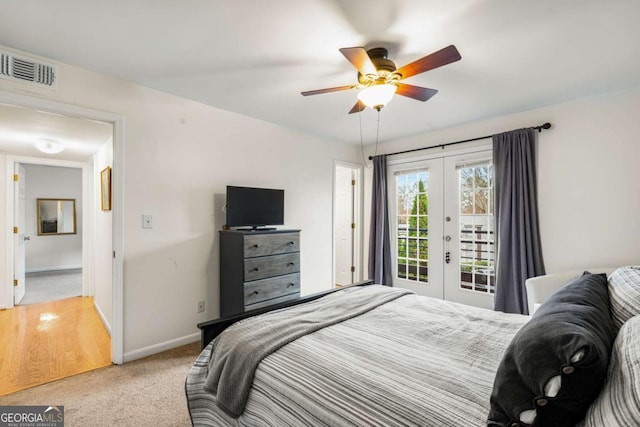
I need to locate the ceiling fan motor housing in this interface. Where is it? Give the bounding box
[358,47,397,84]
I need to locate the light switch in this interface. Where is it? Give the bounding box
[142,214,153,229]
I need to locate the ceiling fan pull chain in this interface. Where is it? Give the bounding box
[375,109,381,155]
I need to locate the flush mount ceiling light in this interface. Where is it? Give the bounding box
[35,138,64,154]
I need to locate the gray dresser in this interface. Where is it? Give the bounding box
[219,229,301,317]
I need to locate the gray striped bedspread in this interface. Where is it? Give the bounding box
[204,286,413,418]
[186,286,529,426]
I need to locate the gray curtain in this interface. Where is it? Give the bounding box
[493,128,545,314]
[368,155,393,286]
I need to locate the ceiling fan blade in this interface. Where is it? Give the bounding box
[339,47,377,76]
[395,45,461,80]
[348,100,366,114]
[396,84,438,102]
[301,85,355,96]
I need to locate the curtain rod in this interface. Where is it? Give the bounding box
[368,122,552,160]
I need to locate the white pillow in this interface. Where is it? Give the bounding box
[580,315,640,426]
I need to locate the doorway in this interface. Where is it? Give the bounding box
[333,161,362,287]
[2,155,113,395]
[16,163,83,305]
[388,147,495,309]
[0,91,124,364]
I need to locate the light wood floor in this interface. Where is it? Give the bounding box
[0,296,111,396]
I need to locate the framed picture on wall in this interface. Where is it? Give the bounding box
[101,166,112,211]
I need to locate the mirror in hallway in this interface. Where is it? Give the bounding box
[36,198,77,235]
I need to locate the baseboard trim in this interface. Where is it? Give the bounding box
[93,299,111,336]
[123,332,200,363]
[25,265,82,274]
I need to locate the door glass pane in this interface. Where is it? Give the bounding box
[395,170,429,284]
[458,162,495,294]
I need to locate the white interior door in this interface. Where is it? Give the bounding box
[334,165,355,286]
[388,148,495,309]
[13,163,26,305]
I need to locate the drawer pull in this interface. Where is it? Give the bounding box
[287,262,295,266]
[253,244,259,248]
[252,290,259,295]
[252,267,260,272]
[287,241,295,245]
[287,283,295,287]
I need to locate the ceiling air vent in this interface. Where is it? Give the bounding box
[0,52,57,88]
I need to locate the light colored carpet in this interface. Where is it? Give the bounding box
[0,342,201,426]
[21,269,82,305]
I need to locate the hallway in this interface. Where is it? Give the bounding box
[21,269,82,305]
[0,296,111,396]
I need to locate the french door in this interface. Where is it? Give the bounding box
[388,149,495,309]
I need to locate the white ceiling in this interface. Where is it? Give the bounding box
[0,104,112,162]
[0,0,639,147]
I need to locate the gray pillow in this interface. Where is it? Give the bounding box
[488,273,615,427]
[580,314,640,426]
[608,266,640,330]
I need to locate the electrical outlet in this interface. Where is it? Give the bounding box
[197,300,205,313]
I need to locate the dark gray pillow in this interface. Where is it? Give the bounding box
[488,273,615,427]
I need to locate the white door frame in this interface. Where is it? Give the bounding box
[332,160,363,286]
[0,90,125,364]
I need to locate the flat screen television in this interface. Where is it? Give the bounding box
[226,186,284,230]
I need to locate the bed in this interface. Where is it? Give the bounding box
[186,267,640,427]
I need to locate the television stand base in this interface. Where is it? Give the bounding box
[236,227,277,231]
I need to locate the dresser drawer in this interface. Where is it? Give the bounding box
[243,233,300,257]
[244,292,301,311]
[244,273,300,306]
[244,252,299,281]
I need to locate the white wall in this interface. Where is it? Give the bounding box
[23,164,82,271]
[364,85,640,275]
[535,88,640,271]
[0,45,361,358]
[93,139,113,331]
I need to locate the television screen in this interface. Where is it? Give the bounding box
[226,186,284,228]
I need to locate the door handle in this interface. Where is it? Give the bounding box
[24,236,31,241]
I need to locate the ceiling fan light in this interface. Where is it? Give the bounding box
[35,138,64,154]
[357,84,398,110]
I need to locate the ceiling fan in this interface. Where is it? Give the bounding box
[301,45,461,114]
